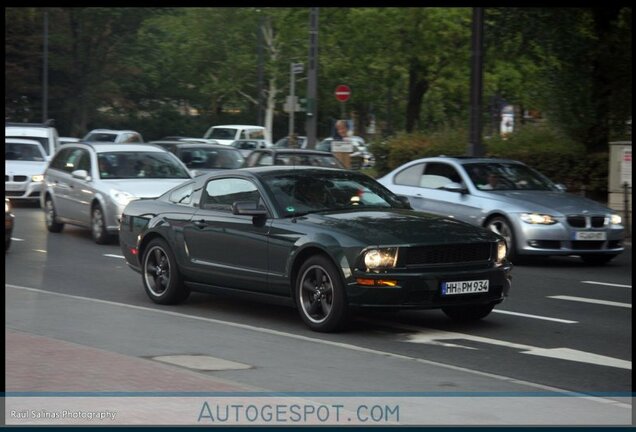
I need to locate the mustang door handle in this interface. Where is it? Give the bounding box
[193,219,208,228]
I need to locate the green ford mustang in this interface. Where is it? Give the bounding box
[119,166,512,332]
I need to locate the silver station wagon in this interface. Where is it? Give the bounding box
[378,156,625,265]
[41,142,192,243]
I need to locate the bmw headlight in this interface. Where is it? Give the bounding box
[609,214,622,225]
[363,248,399,270]
[521,213,557,225]
[497,240,507,263]
[110,189,137,207]
[31,174,44,182]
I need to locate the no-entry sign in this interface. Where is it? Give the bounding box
[335,85,351,102]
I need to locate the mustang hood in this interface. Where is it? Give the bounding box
[103,179,188,199]
[303,209,499,246]
[487,191,613,215]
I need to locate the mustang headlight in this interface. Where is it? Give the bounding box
[110,189,137,207]
[609,214,622,225]
[5,200,11,213]
[363,248,399,270]
[31,174,44,182]
[521,213,557,225]
[497,240,507,263]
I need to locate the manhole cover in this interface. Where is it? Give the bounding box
[153,355,252,371]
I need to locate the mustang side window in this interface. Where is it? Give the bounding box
[201,178,261,211]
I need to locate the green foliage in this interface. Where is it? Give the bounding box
[484,124,607,198]
[370,126,467,177]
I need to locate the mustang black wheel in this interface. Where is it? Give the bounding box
[91,205,110,244]
[44,197,64,233]
[296,255,348,332]
[442,303,496,321]
[142,238,190,305]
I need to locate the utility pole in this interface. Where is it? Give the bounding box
[42,9,49,123]
[468,7,485,156]
[257,14,264,126]
[305,7,319,149]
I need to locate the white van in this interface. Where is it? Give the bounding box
[203,124,266,146]
[5,121,60,160]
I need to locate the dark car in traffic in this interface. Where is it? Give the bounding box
[245,149,344,169]
[149,141,245,176]
[119,167,512,332]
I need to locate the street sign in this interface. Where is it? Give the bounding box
[292,63,304,74]
[335,85,351,102]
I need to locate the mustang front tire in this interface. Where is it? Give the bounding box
[295,255,348,332]
[142,238,190,305]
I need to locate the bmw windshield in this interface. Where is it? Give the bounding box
[464,162,559,191]
[261,171,405,216]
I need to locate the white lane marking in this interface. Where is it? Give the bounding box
[4,283,630,407]
[401,328,631,370]
[10,237,25,242]
[549,295,632,309]
[581,281,631,289]
[33,249,47,253]
[493,309,578,324]
[103,254,125,259]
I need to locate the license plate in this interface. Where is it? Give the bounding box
[573,231,606,241]
[441,279,489,295]
[5,183,23,191]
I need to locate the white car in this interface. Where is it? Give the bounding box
[5,121,60,160]
[5,138,49,206]
[203,125,266,146]
[83,129,144,143]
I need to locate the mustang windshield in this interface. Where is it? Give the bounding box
[262,171,403,215]
[98,152,190,179]
[464,162,558,191]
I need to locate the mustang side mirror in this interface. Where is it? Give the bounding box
[232,201,268,217]
[396,195,412,209]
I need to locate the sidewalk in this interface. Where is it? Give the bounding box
[5,329,252,393]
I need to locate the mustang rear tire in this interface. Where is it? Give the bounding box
[142,238,190,305]
[442,303,496,322]
[295,255,348,332]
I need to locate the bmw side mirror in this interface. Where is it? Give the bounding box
[442,182,468,194]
